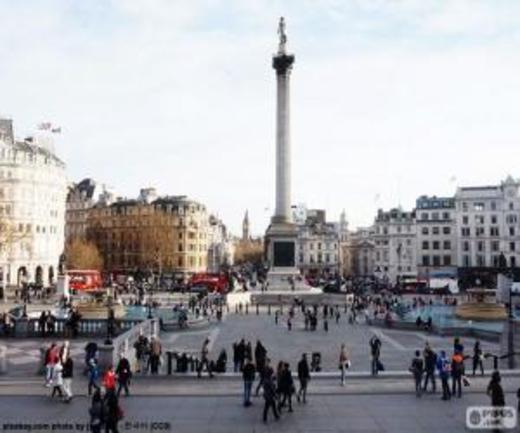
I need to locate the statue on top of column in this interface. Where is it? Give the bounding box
[277,17,287,54]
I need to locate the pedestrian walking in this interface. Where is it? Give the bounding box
[197,338,214,378]
[149,336,162,375]
[297,354,310,403]
[339,344,350,386]
[116,354,132,397]
[409,350,424,397]
[104,389,122,433]
[87,357,100,396]
[50,360,64,400]
[437,350,451,401]
[242,358,256,407]
[287,317,292,331]
[62,355,74,402]
[323,318,328,332]
[262,367,279,423]
[369,335,382,376]
[487,371,505,433]
[451,351,464,398]
[472,340,484,376]
[423,343,437,393]
[89,389,105,433]
[133,332,149,374]
[103,365,117,393]
[278,363,294,413]
[255,358,270,397]
[44,342,59,387]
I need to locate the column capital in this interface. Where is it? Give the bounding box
[272,53,295,76]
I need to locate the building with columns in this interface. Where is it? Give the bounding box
[347,227,375,277]
[0,118,66,288]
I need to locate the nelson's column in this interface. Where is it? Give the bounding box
[265,18,314,293]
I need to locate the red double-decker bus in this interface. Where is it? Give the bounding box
[67,270,103,293]
[189,273,229,294]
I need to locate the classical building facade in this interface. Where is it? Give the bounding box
[66,178,112,243]
[347,227,375,277]
[87,193,210,280]
[372,208,417,284]
[415,195,457,278]
[454,177,520,270]
[0,118,67,288]
[295,209,341,276]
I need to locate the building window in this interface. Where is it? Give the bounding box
[511,257,517,267]
[510,227,515,236]
[462,202,468,212]
[477,241,485,252]
[463,255,471,267]
[422,241,429,250]
[461,228,470,237]
[178,243,183,252]
[443,227,451,235]
[443,255,451,266]
[474,203,485,211]
[463,241,470,252]
[491,201,497,210]
[491,215,497,224]
[432,256,440,266]
[421,213,429,221]
[443,212,450,220]
[443,241,451,250]
[432,212,439,220]
[462,216,469,225]
[432,227,440,235]
[476,255,486,266]
[476,227,485,236]
[432,241,440,250]
[491,241,500,252]
[309,243,314,250]
[490,227,500,237]
[422,255,430,266]
[422,227,429,235]
[506,214,518,224]
[510,202,514,210]
[510,242,516,252]
[475,215,485,224]
[318,243,321,250]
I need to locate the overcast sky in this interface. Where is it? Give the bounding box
[1,0,520,236]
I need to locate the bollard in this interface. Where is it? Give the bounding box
[268,304,271,315]
[256,304,259,315]
[167,351,173,375]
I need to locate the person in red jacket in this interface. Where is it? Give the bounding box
[103,365,116,392]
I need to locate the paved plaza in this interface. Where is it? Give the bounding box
[0,393,516,433]
[2,311,500,377]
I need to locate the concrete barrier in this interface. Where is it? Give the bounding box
[0,345,6,375]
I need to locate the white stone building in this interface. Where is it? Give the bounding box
[415,195,457,277]
[455,177,520,269]
[372,208,417,285]
[207,214,234,272]
[295,209,341,276]
[347,227,375,277]
[0,118,66,288]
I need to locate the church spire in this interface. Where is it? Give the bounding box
[242,210,250,241]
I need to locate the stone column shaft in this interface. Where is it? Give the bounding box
[275,70,291,223]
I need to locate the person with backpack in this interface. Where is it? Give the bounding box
[116,354,132,397]
[451,351,464,398]
[437,350,451,401]
[297,353,310,403]
[423,343,437,393]
[89,389,105,433]
[409,350,424,397]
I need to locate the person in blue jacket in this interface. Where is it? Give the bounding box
[436,350,451,401]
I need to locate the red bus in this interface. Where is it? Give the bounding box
[67,270,103,293]
[189,273,229,293]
